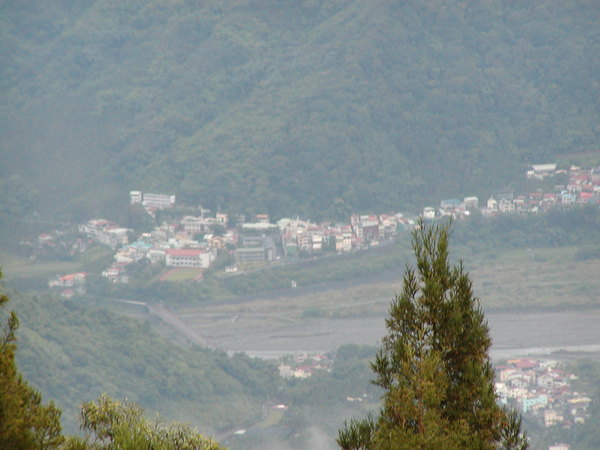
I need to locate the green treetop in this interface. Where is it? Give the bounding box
[0,271,64,449]
[337,221,527,449]
[1,271,223,450]
[64,394,222,450]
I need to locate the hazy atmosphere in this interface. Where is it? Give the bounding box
[1,1,599,449]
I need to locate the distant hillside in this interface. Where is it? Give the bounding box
[1,0,598,226]
[6,287,279,434]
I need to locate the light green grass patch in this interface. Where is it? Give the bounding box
[2,258,81,280]
[256,408,284,428]
[161,268,203,281]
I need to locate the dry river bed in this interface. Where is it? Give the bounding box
[156,248,600,361]
[174,304,600,361]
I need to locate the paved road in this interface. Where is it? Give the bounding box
[116,299,213,348]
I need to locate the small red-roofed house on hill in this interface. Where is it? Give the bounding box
[509,359,539,370]
[579,192,594,203]
[56,272,87,288]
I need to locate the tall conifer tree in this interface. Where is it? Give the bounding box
[338,221,527,449]
[0,272,64,449]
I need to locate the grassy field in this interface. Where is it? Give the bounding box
[1,253,81,280]
[1,246,113,281]
[159,268,203,282]
[255,408,285,429]
[186,245,600,320]
[3,260,81,279]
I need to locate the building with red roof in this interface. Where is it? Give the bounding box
[165,248,213,268]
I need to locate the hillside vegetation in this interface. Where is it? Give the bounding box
[5,286,280,435]
[1,0,598,229]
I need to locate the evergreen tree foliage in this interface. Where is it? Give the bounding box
[337,221,528,449]
[63,394,223,450]
[1,271,223,449]
[0,271,64,449]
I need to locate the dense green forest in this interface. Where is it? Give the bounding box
[1,0,598,233]
[4,284,281,435]
[2,279,384,448]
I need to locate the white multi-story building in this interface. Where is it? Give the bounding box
[181,216,206,234]
[142,192,176,209]
[130,191,143,204]
[165,249,213,268]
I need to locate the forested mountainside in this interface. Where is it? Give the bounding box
[1,0,598,225]
[6,286,280,435]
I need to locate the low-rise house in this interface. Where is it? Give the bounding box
[361,221,379,242]
[336,231,353,253]
[578,192,594,204]
[499,368,517,383]
[508,372,534,389]
[207,235,226,250]
[148,249,166,263]
[181,216,208,234]
[548,443,570,450]
[527,164,557,180]
[521,394,548,413]
[463,196,479,209]
[495,382,508,397]
[82,219,130,249]
[507,387,528,399]
[38,233,53,245]
[102,263,129,283]
[422,207,436,219]
[293,366,314,379]
[312,233,323,251]
[440,198,465,213]
[256,214,270,223]
[49,272,87,288]
[216,212,228,224]
[567,396,591,411]
[560,191,577,205]
[538,373,555,390]
[544,409,564,427]
[509,358,540,371]
[498,198,515,213]
[130,190,143,204]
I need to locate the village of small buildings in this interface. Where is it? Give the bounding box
[30,163,599,439]
[496,358,591,431]
[39,163,600,294]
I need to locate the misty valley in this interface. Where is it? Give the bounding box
[1,1,599,449]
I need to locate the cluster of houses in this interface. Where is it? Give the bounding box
[31,229,89,259]
[277,352,333,379]
[495,358,591,429]
[43,163,600,288]
[425,164,600,220]
[277,213,411,256]
[79,219,130,250]
[484,164,600,215]
[69,190,418,284]
[48,271,88,298]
